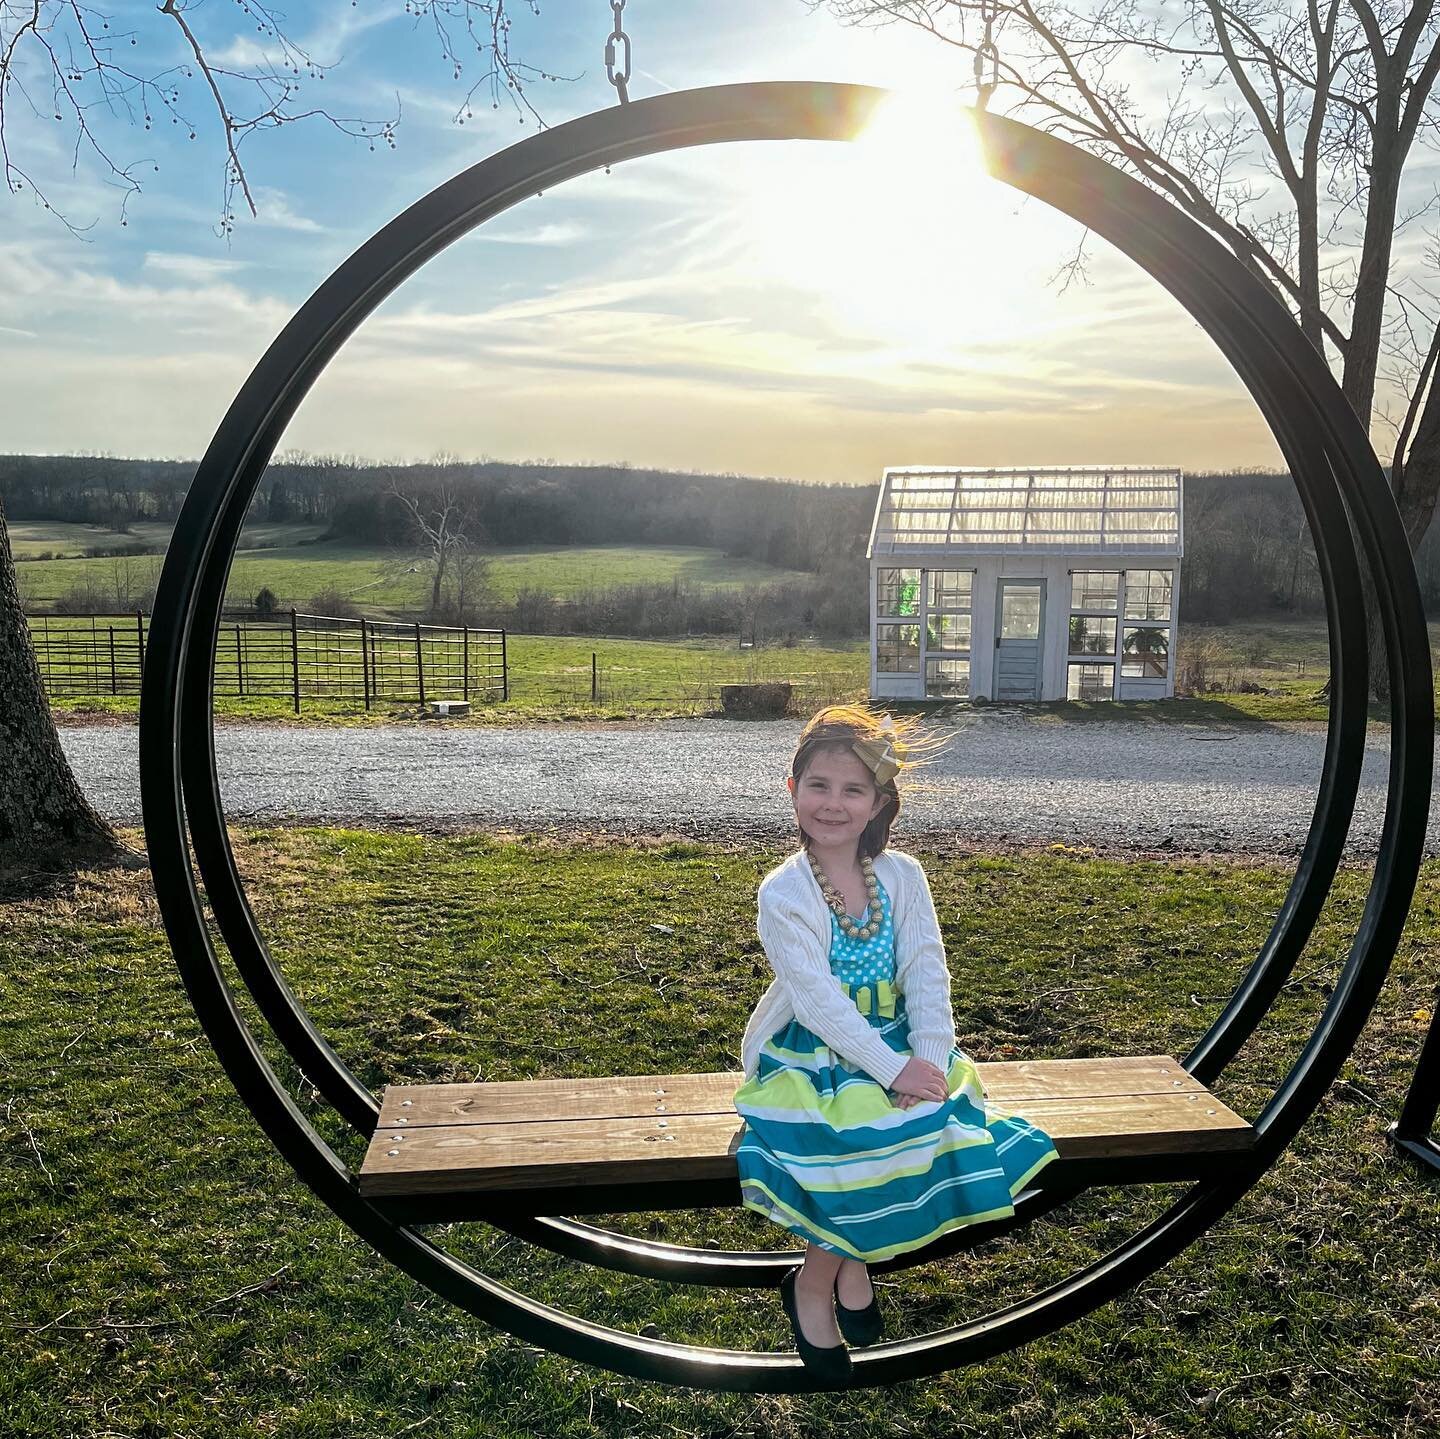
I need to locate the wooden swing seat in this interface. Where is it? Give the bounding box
[357,1055,1254,1221]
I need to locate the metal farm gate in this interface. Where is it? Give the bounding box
[29,611,507,712]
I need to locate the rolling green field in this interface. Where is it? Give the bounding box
[13,523,812,614]
[4,830,1437,1436]
[5,519,329,560]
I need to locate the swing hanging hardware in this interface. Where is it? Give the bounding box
[605,0,632,105]
[970,0,1001,111]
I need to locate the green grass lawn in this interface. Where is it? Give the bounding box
[45,633,869,724]
[4,829,1437,1436]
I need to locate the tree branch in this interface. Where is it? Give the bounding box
[0,0,557,233]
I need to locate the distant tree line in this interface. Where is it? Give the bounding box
[0,452,871,574]
[6,452,1440,628]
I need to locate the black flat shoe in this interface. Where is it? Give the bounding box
[780,1266,852,1379]
[834,1269,884,1346]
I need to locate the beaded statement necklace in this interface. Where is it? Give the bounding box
[806,851,883,941]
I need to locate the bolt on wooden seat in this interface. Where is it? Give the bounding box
[358,1055,1254,1221]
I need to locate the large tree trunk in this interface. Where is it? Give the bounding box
[0,497,127,876]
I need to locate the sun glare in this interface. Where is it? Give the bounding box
[744,92,1052,358]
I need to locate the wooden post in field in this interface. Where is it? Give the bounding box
[108,625,117,695]
[500,629,508,701]
[592,651,598,702]
[135,611,145,674]
[360,617,371,710]
[415,621,426,706]
[235,625,245,697]
[289,609,301,714]
[462,625,470,700]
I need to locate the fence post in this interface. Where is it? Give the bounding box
[462,625,470,700]
[136,611,145,673]
[108,625,118,695]
[592,651,598,702]
[360,617,371,710]
[290,609,301,714]
[415,621,426,706]
[236,625,245,698]
[499,629,508,701]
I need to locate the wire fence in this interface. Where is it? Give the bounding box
[29,612,508,712]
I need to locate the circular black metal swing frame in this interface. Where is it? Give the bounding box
[137,82,1433,1392]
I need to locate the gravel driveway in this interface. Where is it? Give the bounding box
[58,712,1433,858]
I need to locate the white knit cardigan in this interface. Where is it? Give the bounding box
[738,847,957,1087]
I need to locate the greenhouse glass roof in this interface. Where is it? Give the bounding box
[866,466,1183,558]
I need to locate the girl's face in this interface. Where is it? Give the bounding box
[788,745,888,857]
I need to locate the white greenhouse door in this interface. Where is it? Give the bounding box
[994,580,1044,700]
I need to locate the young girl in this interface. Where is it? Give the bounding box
[732,704,1059,1375]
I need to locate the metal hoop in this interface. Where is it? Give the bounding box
[139,82,1432,1390]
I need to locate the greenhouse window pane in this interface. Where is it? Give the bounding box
[1068,616,1117,656]
[926,658,970,697]
[877,568,921,616]
[926,569,973,609]
[1030,509,1102,536]
[952,519,1025,543]
[1071,571,1119,611]
[888,490,955,511]
[926,613,972,651]
[892,472,957,493]
[1000,587,1042,640]
[877,623,921,672]
[1122,625,1170,677]
[1107,485,1178,509]
[1124,569,1174,620]
[1067,662,1114,700]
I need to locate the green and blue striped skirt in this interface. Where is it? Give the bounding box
[733,980,1059,1262]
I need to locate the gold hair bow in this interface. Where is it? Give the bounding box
[852,734,901,786]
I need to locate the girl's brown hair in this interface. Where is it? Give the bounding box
[790,704,944,860]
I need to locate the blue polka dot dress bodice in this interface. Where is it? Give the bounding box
[828,879,895,986]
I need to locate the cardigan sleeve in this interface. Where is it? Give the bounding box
[893,854,957,1072]
[756,885,908,1090]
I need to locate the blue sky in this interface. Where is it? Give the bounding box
[0,0,1373,483]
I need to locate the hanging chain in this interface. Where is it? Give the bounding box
[972,0,1000,111]
[604,0,632,105]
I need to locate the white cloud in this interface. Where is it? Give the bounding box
[477,222,587,247]
[142,251,252,280]
[245,186,323,233]
[206,36,279,70]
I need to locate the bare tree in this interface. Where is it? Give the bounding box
[441,542,493,625]
[820,0,1440,682]
[389,479,489,618]
[0,2,555,883]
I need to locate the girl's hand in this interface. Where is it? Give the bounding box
[889,1057,948,1107]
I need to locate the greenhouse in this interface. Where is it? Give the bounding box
[866,465,1184,702]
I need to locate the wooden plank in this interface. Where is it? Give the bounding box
[378,1072,738,1130]
[358,1089,1253,1198]
[376,1056,1206,1130]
